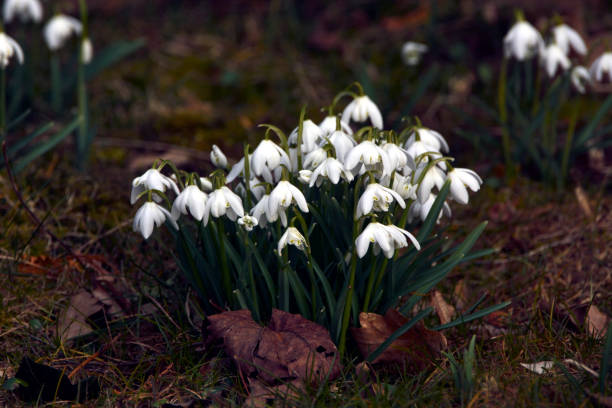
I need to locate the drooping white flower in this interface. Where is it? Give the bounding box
[341,95,383,129]
[133,202,178,239]
[319,115,353,136]
[199,177,213,191]
[344,140,392,178]
[203,186,245,225]
[355,183,405,219]
[298,170,312,184]
[0,32,24,68]
[540,43,571,78]
[267,181,309,223]
[3,0,42,23]
[81,37,93,64]
[401,41,428,66]
[355,222,420,259]
[171,185,208,221]
[303,147,328,170]
[328,130,356,163]
[589,52,612,83]
[382,142,415,171]
[251,140,291,178]
[404,127,449,153]
[226,155,274,184]
[251,194,286,227]
[210,144,228,169]
[414,164,446,203]
[446,168,482,205]
[237,215,258,231]
[553,24,587,56]
[409,193,452,222]
[309,158,353,187]
[503,20,543,61]
[392,173,417,200]
[131,168,179,204]
[404,140,441,163]
[571,66,590,94]
[289,120,323,153]
[43,14,82,51]
[277,227,307,254]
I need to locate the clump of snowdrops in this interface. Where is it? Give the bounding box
[130,83,489,357]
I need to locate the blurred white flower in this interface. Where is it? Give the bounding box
[355,222,420,259]
[401,41,428,66]
[303,147,328,169]
[355,183,405,219]
[210,144,228,169]
[227,155,274,184]
[328,130,356,163]
[252,194,286,227]
[43,14,82,51]
[298,170,312,184]
[237,215,258,231]
[404,127,449,153]
[289,120,323,153]
[414,164,446,203]
[251,140,291,178]
[310,157,353,187]
[409,193,451,222]
[344,140,392,178]
[3,0,42,23]
[171,185,208,221]
[540,43,571,78]
[589,52,612,83]
[382,142,415,171]
[277,227,307,254]
[131,168,179,204]
[446,168,482,205]
[571,66,590,94]
[392,173,417,200]
[133,201,178,239]
[0,32,24,67]
[503,20,543,61]
[81,37,93,64]
[203,186,245,225]
[199,177,213,191]
[268,180,309,223]
[553,24,587,56]
[319,115,353,136]
[342,95,383,129]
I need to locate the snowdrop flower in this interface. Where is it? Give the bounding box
[133,202,178,239]
[328,130,356,163]
[344,140,392,178]
[589,52,612,83]
[237,215,258,231]
[355,183,405,219]
[203,186,244,225]
[540,43,571,78]
[289,120,323,153]
[81,37,93,64]
[3,0,42,23]
[571,66,590,94]
[310,157,353,187]
[252,194,285,227]
[382,142,415,171]
[210,144,228,169]
[409,193,451,222]
[131,168,179,204]
[0,32,24,68]
[319,115,353,136]
[303,147,328,169]
[227,155,274,184]
[553,24,587,56]
[392,173,417,200]
[251,140,291,178]
[342,95,383,129]
[446,168,482,205]
[199,177,213,191]
[43,14,82,51]
[171,185,208,221]
[298,170,312,184]
[277,227,307,254]
[414,164,446,203]
[267,181,309,223]
[404,127,449,153]
[401,42,428,66]
[503,20,543,61]
[355,222,420,259]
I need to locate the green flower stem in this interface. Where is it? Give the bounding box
[0,68,5,140]
[51,54,62,112]
[293,209,317,319]
[216,220,233,304]
[338,249,357,358]
[361,256,380,313]
[498,58,514,180]
[559,101,579,190]
[239,229,260,321]
[76,56,88,168]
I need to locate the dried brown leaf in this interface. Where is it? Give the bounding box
[431,290,455,325]
[574,186,593,219]
[57,291,105,342]
[585,305,610,338]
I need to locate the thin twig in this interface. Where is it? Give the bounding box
[67,332,121,380]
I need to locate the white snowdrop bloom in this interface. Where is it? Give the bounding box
[503,20,543,61]
[203,186,245,226]
[289,120,323,153]
[303,147,328,170]
[81,37,93,64]
[319,115,353,136]
[355,183,405,219]
[277,227,307,254]
[210,144,228,169]
[237,215,258,231]
[401,41,428,66]
[251,140,291,178]
[4,0,42,23]
[251,194,286,227]
[267,181,309,223]
[226,155,274,184]
[133,202,178,240]
[234,176,266,201]
[589,52,612,83]
[344,140,392,178]
[298,170,312,184]
[199,177,213,192]
[553,24,587,56]
[392,173,417,200]
[414,164,446,203]
[310,157,353,187]
[571,66,590,94]
[131,168,179,204]
[355,222,420,259]
[0,32,24,68]
[341,95,383,129]
[171,185,208,221]
[43,14,82,51]
[540,43,571,78]
[404,127,449,153]
[288,148,298,173]
[382,143,415,171]
[409,193,452,223]
[446,168,482,205]
[328,130,356,163]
